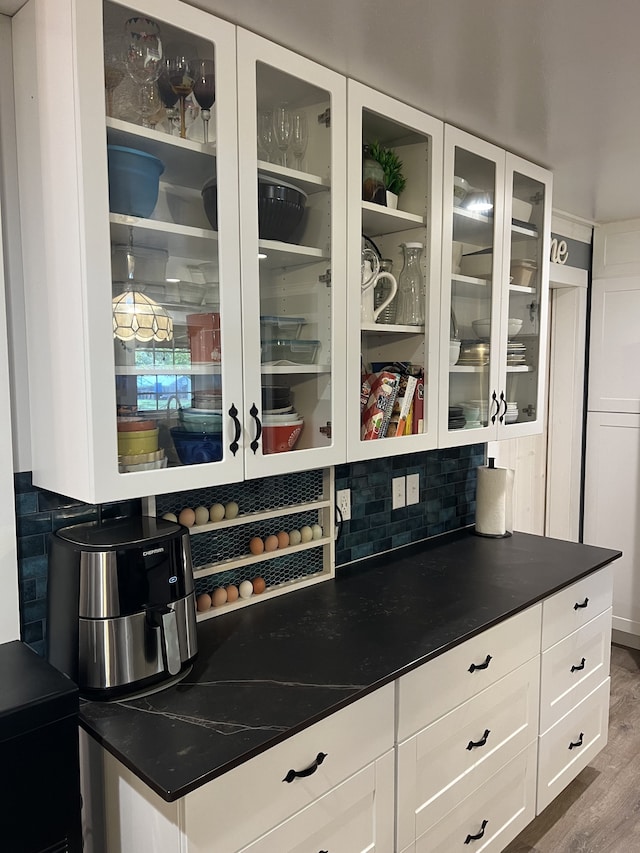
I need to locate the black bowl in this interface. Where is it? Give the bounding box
[201,176,306,242]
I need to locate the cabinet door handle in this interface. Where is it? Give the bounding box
[249,403,262,454]
[466,729,491,750]
[574,597,589,610]
[468,654,492,673]
[498,390,506,423]
[571,657,586,673]
[283,751,327,783]
[568,732,584,750]
[228,404,241,456]
[490,390,499,424]
[464,819,488,844]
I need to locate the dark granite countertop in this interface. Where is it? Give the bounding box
[79,529,621,802]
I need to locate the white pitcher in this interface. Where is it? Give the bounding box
[361,259,397,323]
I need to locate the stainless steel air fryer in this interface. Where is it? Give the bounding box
[47,516,198,699]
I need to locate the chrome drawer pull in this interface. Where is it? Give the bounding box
[568,732,584,750]
[464,819,488,844]
[466,729,490,750]
[283,751,328,783]
[468,654,492,673]
[571,657,586,673]
[574,597,589,610]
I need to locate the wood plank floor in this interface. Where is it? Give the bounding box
[504,643,640,852]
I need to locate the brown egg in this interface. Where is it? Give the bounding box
[196,593,212,612]
[178,507,196,527]
[276,530,290,549]
[264,534,279,552]
[252,577,266,595]
[226,584,239,603]
[211,587,228,607]
[249,536,265,555]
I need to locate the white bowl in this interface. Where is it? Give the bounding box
[449,339,461,366]
[508,318,523,337]
[512,198,533,223]
[453,176,470,207]
[472,319,491,339]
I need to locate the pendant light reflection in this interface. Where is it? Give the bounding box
[112,229,173,343]
[464,190,493,213]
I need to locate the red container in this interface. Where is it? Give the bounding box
[262,420,304,454]
[187,313,221,363]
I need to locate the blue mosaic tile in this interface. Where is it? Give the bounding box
[19,579,36,603]
[15,491,38,515]
[13,471,34,493]
[52,505,98,530]
[37,490,84,512]
[18,534,46,560]
[22,599,47,624]
[16,512,52,537]
[22,621,43,645]
[19,555,48,579]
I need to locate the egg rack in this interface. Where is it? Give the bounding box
[142,468,335,620]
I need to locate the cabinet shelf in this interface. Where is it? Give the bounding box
[361,201,425,235]
[261,363,331,374]
[107,118,215,191]
[188,499,331,535]
[114,364,221,376]
[361,322,425,334]
[511,221,538,238]
[452,207,494,246]
[510,284,536,294]
[450,364,535,374]
[193,535,331,580]
[110,214,217,259]
[257,159,330,195]
[258,239,328,269]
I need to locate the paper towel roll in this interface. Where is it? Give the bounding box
[475,460,515,537]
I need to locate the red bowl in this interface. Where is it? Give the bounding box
[117,419,156,432]
[262,421,303,454]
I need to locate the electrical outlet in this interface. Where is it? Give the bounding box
[392,476,406,510]
[336,488,351,521]
[406,473,420,505]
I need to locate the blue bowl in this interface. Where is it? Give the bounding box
[107,145,165,218]
[170,427,222,465]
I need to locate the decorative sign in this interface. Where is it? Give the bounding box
[550,237,569,265]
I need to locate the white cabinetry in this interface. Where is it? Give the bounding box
[439,126,552,446]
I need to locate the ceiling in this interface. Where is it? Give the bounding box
[2,0,638,224]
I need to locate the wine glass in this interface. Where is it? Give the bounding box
[257,110,275,162]
[290,111,308,170]
[167,56,195,139]
[157,61,180,134]
[192,59,215,143]
[122,17,163,123]
[139,83,164,130]
[103,32,124,117]
[272,103,292,167]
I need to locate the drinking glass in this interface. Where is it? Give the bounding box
[103,32,124,117]
[290,111,308,170]
[167,56,195,139]
[192,59,215,143]
[122,17,162,123]
[272,103,292,167]
[257,110,275,162]
[157,61,180,134]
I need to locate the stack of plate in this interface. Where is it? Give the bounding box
[505,401,519,424]
[507,341,527,366]
[448,405,466,430]
[457,340,490,366]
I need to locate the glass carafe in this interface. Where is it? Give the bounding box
[395,242,424,325]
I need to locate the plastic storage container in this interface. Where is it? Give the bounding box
[107,145,164,218]
[260,316,306,340]
[261,339,320,364]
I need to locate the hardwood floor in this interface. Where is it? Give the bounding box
[504,643,640,852]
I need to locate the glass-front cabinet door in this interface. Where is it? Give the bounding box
[439,126,551,446]
[236,31,347,477]
[346,82,443,460]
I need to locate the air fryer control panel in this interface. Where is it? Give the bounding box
[116,534,191,615]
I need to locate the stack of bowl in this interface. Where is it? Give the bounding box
[171,407,223,465]
[117,416,166,472]
[505,402,519,424]
[262,407,304,454]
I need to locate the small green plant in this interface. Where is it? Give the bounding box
[367,141,407,196]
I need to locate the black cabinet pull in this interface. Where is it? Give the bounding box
[498,390,506,423]
[468,654,492,673]
[283,751,327,783]
[490,390,499,424]
[568,732,584,750]
[249,403,262,454]
[574,597,589,610]
[466,729,491,750]
[228,404,241,456]
[465,819,488,844]
[571,657,586,673]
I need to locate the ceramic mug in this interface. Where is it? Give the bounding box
[361,261,397,323]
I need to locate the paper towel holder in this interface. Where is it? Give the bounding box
[474,457,514,538]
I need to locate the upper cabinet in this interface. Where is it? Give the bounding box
[439,126,552,446]
[346,82,443,460]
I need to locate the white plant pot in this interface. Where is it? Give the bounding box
[386,191,398,209]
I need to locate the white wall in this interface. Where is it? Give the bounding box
[0,12,20,642]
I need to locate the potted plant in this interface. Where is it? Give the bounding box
[367,141,406,208]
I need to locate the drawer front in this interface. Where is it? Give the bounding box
[398,604,542,741]
[184,684,394,853]
[239,750,395,853]
[540,608,612,733]
[397,656,540,851]
[537,678,610,813]
[415,740,537,853]
[541,565,613,650]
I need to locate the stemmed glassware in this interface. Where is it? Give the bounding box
[103,32,125,117]
[272,103,292,167]
[167,56,195,139]
[122,17,163,124]
[257,110,275,162]
[290,111,308,170]
[157,60,180,134]
[192,59,215,143]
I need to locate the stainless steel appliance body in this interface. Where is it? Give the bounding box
[47,516,198,699]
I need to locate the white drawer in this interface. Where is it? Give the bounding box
[537,678,610,813]
[238,749,395,853]
[539,608,612,733]
[397,656,540,851]
[183,684,394,853]
[541,565,613,650]
[415,740,537,853]
[397,604,541,741]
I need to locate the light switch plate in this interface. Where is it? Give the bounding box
[406,473,420,505]
[392,477,406,509]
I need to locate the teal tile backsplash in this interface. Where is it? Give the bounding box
[14,444,483,655]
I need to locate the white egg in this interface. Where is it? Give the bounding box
[162,512,178,523]
[239,579,254,599]
[225,501,240,519]
[288,529,302,546]
[194,506,210,526]
[209,503,225,522]
[311,523,323,540]
[300,525,313,543]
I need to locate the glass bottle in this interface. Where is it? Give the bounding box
[395,242,425,325]
[374,259,397,324]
